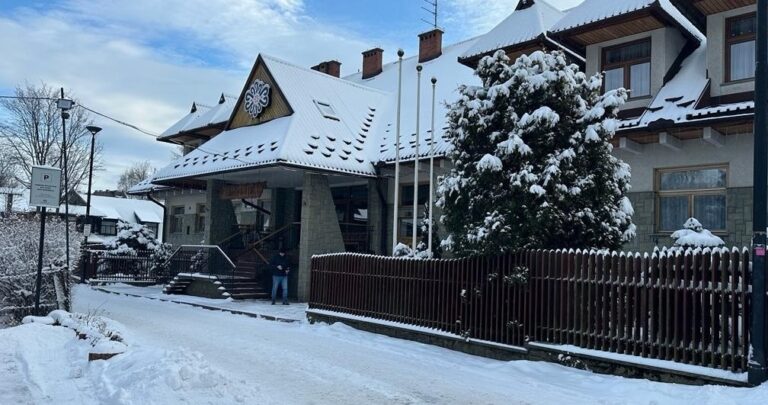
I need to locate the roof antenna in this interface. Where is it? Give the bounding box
[421,0,438,29]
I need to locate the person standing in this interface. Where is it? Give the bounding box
[270,249,290,305]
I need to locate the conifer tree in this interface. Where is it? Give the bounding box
[437,50,635,256]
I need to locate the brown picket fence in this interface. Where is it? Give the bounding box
[309,248,752,373]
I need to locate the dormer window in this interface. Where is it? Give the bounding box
[313,100,340,121]
[602,39,651,99]
[726,13,756,82]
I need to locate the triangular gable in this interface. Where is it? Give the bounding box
[226,55,294,130]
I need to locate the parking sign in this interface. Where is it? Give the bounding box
[29,165,62,209]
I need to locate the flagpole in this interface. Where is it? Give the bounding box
[412,64,423,252]
[428,76,437,256]
[392,49,404,254]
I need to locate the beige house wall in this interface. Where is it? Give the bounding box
[706,4,757,97]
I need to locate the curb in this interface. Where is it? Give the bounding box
[90,287,301,323]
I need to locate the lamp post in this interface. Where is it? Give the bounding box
[57,90,74,273]
[749,0,768,386]
[81,125,101,283]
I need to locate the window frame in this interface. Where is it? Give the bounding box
[654,164,728,233]
[601,38,652,99]
[170,206,184,234]
[195,203,207,234]
[100,219,117,236]
[725,12,756,83]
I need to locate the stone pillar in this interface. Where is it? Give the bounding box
[297,173,345,301]
[368,178,387,254]
[204,180,237,245]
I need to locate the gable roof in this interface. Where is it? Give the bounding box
[460,0,566,63]
[83,194,163,224]
[153,54,392,183]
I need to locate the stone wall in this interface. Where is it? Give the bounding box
[624,188,753,253]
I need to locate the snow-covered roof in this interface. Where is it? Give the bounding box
[160,104,211,137]
[345,38,481,163]
[153,54,393,182]
[550,0,702,43]
[622,41,709,129]
[81,195,163,224]
[460,0,564,62]
[127,177,171,195]
[183,94,237,131]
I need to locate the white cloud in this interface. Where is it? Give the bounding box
[0,0,393,189]
[444,0,585,37]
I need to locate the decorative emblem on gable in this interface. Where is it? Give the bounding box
[244,80,271,119]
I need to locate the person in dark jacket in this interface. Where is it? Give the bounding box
[270,249,290,305]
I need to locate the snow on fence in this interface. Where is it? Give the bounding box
[309,248,751,373]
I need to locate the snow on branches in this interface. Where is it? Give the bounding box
[106,220,160,255]
[437,50,635,256]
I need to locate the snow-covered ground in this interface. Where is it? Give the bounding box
[1,285,766,404]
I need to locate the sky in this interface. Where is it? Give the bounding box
[0,0,583,190]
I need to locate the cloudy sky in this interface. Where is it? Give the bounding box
[0,0,583,190]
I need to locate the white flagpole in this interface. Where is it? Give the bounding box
[428,76,437,256]
[412,64,423,252]
[392,49,404,254]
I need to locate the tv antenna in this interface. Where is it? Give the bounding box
[421,0,438,29]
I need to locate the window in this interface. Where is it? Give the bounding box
[144,222,159,237]
[656,166,727,232]
[400,184,429,206]
[195,204,207,233]
[313,100,339,121]
[100,219,117,236]
[726,13,756,82]
[602,39,651,98]
[170,206,184,234]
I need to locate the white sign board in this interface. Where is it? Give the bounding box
[29,166,61,209]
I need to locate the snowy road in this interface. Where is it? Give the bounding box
[60,286,764,404]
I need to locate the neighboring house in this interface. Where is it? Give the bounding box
[66,193,164,245]
[132,0,760,299]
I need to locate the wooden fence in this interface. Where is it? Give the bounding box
[309,248,751,373]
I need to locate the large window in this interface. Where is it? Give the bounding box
[143,222,159,238]
[400,184,429,206]
[602,39,651,98]
[170,206,184,234]
[656,166,727,232]
[195,204,207,233]
[726,13,756,82]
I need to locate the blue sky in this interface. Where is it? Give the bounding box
[0,0,582,189]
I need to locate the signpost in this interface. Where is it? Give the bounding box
[29,165,61,315]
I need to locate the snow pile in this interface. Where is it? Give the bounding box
[671,218,725,248]
[23,309,128,354]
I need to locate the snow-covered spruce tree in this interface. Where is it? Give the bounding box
[106,220,160,255]
[437,50,635,256]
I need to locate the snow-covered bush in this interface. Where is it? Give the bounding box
[671,218,724,248]
[0,214,78,324]
[437,50,635,257]
[105,220,160,255]
[393,243,413,258]
[149,242,175,277]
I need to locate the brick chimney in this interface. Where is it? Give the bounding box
[418,28,443,63]
[361,48,383,79]
[311,60,341,78]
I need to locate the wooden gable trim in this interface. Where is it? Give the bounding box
[553,2,700,49]
[224,55,294,131]
[693,0,755,15]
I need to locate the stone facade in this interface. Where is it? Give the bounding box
[297,173,346,300]
[625,188,754,253]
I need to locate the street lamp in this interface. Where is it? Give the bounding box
[58,90,74,273]
[81,125,101,283]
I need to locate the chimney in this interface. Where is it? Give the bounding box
[361,48,384,79]
[311,60,341,78]
[418,28,443,63]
